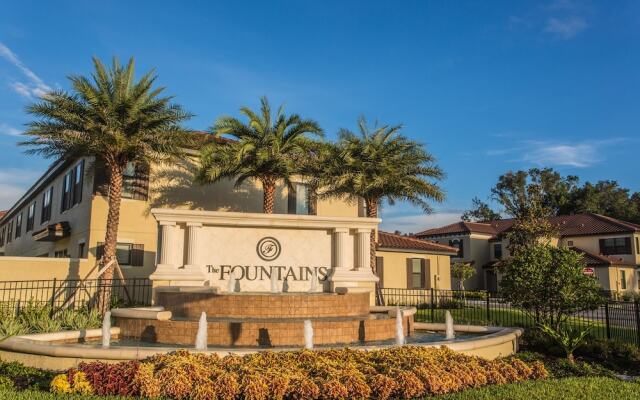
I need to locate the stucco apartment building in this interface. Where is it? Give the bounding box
[0,147,457,290]
[415,213,640,294]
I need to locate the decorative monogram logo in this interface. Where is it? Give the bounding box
[256,237,281,261]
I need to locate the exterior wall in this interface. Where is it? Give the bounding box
[425,233,492,290]
[0,157,94,260]
[0,257,92,282]
[375,249,451,290]
[606,265,639,293]
[559,233,638,265]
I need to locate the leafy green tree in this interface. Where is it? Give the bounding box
[451,262,476,291]
[322,117,444,276]
[500,244,602,331]
[21,57,192,310]
[569,180,640,223]
[196,97,322,213]
[461,197,501,222]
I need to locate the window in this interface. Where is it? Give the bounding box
[620,270,627,290]
[41,186,53,224]
[6,221,13,243]
[78,242,86,258]
[14,213,22,239]
[54,249,69,258]
[72,161,84,206]
[61,161,84,213]
[375,256,384,288]
[406,258,430,289]
[96,242,145,267]
[567,240,574,247]
[449,239,464,258]
[494,243,502,259]
[599,237,632,255]
[122,162,150,200]
[636,237,639,255]
[0,226,5,247]
[287,183,312,215]
[26,202,36,232]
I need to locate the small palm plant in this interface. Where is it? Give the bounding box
[196,97,322,213]
[539,323,591,363]
[21,57,192,310]
[322,117,444,274]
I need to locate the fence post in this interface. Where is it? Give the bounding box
[49,278,57,317]
[604,302,611,340]
[430,288,435,323]
[634,300,640,347]
[485,291,490,323]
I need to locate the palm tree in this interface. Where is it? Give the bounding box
[21,57,192,310]
[196,97,322,213]
[323,117,445,291]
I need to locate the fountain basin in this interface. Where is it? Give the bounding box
[0,325,522,370]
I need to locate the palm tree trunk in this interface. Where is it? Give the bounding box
[366,198,384,305]
[262,176,276,214]
[98,163,124,313]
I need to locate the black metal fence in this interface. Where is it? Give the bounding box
[0,278,153,317]
[381,288,640,347]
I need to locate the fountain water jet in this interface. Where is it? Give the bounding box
[101,311,111,349]
[395,306,405,346]
[270,269,279,293]
[195,312,208,350]
[445,310,455,340]
[227,269,237,293]
[308,268,318,293]
[303,320,313,349]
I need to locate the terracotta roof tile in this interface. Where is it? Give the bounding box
[0,211,6,219]
[377,231,458,254]
[570,247,636,267]
[415,213,640,238]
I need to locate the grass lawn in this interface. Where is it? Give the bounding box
[438,377,640,400]
[415,307,639,345]
[0,377,638,399]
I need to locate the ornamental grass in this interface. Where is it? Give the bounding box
[50,347,547,399]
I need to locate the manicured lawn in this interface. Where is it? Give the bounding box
[416,307,639,345]
[438,377,640,399]
[1,377,638,399]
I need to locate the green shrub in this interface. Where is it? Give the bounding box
[575,339,640,375]
[0,359,55,391]
[56,308,101,331]
[0,376,15,391]
[0,317,28,339]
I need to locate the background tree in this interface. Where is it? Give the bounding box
[461,197,501,222]
[492,171,558,253]
[322,117,444,296]
[196,97,322,213]
[21,57,192,310]
[568,180,639,223]
[451,262,476,291]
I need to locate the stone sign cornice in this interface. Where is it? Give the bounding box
[150,208,381,230]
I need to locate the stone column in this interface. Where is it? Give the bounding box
[158,221,176,266]
[185,222,202,268]
[150,221,205,288]
[333,227,350,271]
[355,228,371,271]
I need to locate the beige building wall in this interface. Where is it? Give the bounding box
[376,250,451,290]
[0,157,94,260]
[559,233,638,265]
[428,233,492,290]
[0,257,92,282]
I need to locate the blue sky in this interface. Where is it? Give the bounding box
[1,1,639,232]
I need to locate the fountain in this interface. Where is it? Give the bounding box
[308,268,318,293]
[303,320,313,349]
[101,311,111,349]
[445,311,455,340]
[270,269,279,293]
[395,306,405,346]
[227,270,237,293]
[195,312,208,350]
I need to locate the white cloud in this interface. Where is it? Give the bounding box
[380,212,462,235]
[522,142,595,167]
[544,16,588,39]
[0,168,41,210]
[0,42,51,99]
[487,138,625,168]
[0,123,22,136]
